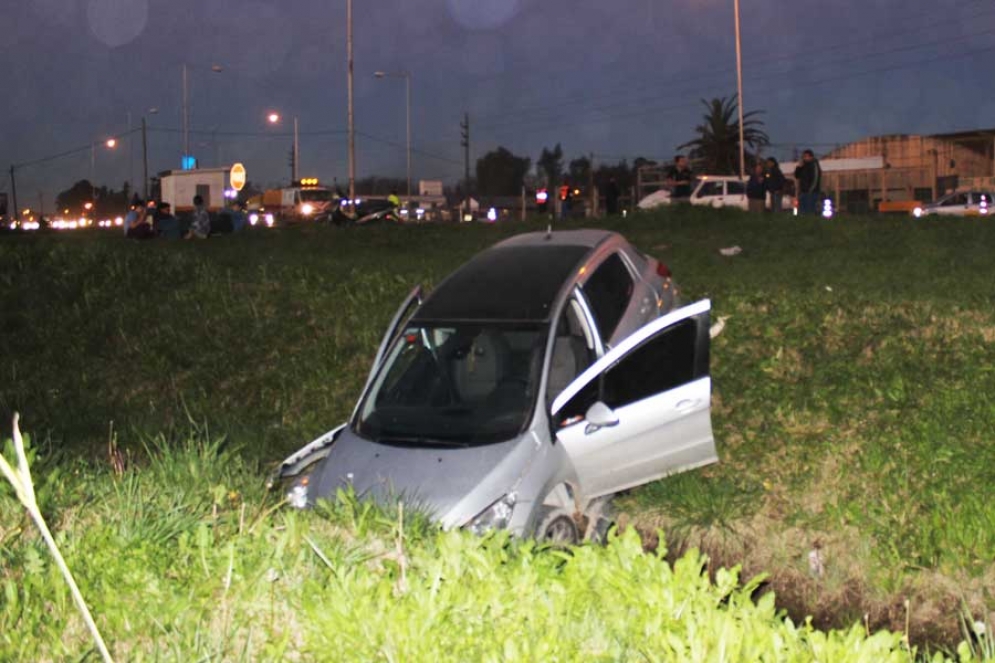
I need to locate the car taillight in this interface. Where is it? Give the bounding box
[656,262,672,279]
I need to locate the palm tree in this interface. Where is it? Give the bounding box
[678,95,769,175]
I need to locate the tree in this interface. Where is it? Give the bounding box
[475,147,531,197]
[55,180,96,214]
[568,156,591,187]
[678,95,769,175]
[537,144,564,188]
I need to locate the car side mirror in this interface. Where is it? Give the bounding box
[584,401,619,435]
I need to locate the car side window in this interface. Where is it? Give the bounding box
[555,318,700,427]
[582,253,633,342]
[941,193,967,206]
[727,180,745,195]
[697,181,723,197]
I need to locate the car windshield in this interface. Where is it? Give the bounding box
[356,323,546,446]
[300,189,335,202]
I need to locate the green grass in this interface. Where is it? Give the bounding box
[2,210,995,656]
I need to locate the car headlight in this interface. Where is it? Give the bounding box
[913,207,923,218]
[286,476,310,509]
[249,213,259,225]
[265,213,275,227]
[466,493,517,535]
[301,203,314,215]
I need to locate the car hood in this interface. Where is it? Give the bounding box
[307,427,539,529]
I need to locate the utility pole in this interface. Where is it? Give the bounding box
[9,166,18,221]
[460,112,470,216]
[734,0,745,180]
[142,117,149,200]
[347,0,356,209]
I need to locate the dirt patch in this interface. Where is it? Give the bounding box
[622,515,990,652]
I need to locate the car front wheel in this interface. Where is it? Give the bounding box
[534,507,580,546]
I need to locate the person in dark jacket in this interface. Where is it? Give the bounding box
[604,177,621,216]
[765,157,786,213]
[746,163,767,213]
[666,155,693,202]
[794,149,822,215]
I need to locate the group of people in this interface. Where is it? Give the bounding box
[122,194,220,240]
[665,148,824,215]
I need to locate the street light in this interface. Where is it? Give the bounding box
[91,137,118,202]
[182,63,224,164]
[266,111,300,183]
[374,70,412,200]
[141,107,158,200]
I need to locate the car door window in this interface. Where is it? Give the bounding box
[696,181,723,198]
[546,299,597,405]
[941,193,968,206]
[581,253,633,343]
[555,317,702,427]
[726,180,745,195]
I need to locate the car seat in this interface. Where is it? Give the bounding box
[452,330,511,403]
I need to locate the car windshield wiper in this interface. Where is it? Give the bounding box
[375,435,470,449]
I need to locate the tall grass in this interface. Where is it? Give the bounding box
[2,210,994,649]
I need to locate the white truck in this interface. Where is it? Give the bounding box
[159,168,231,213]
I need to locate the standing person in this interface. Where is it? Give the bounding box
[559,180,572,219]
[666,155,693,203]
[122,200,143,236]
[746,163,767,213]
[185,195,210,239]
[794,149,822,215]
[604,177,621,216]
[387,189,400,209]
[765,157,786,212]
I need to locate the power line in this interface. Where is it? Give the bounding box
[13,128,142,169]
[476,40,995,140]
[473,2,995,125]
[477,23,995,132]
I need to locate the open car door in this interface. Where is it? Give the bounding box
[550,299,716,499]
[362,286,423,393]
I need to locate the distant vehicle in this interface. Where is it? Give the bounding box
[270,229,715,545]
[912,190,993,217]
[638,175,793,212]
[260,180,336,223]
[333,197,400,226]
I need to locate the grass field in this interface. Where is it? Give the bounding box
[1,209,994,658]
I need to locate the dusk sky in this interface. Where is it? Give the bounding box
[3,0,994,207]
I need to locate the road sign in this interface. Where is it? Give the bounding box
[230,163,247,191]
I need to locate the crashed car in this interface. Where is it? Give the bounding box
[270,229,716,543]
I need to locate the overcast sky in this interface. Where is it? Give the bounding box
[3,0,994,206]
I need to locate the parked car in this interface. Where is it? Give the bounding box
[269,229,717,544]
[912,190,993,217]
[638,175,793,212]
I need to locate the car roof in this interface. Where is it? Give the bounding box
[412,230,617,323]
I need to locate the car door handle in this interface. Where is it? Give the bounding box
[676,399,701,411]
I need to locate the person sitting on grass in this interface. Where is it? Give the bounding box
[185,195,210,240]
[126,204,155,240]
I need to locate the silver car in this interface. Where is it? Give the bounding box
[271,229,717,543]
[913,190,993,217]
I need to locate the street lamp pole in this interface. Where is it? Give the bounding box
[374,71,412,200]
[294,116,300,182]
[182,63,189,158]
[734,0,745,180]
[405,74,411,200]
[347,0,356,207]
[181,63,223,165]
